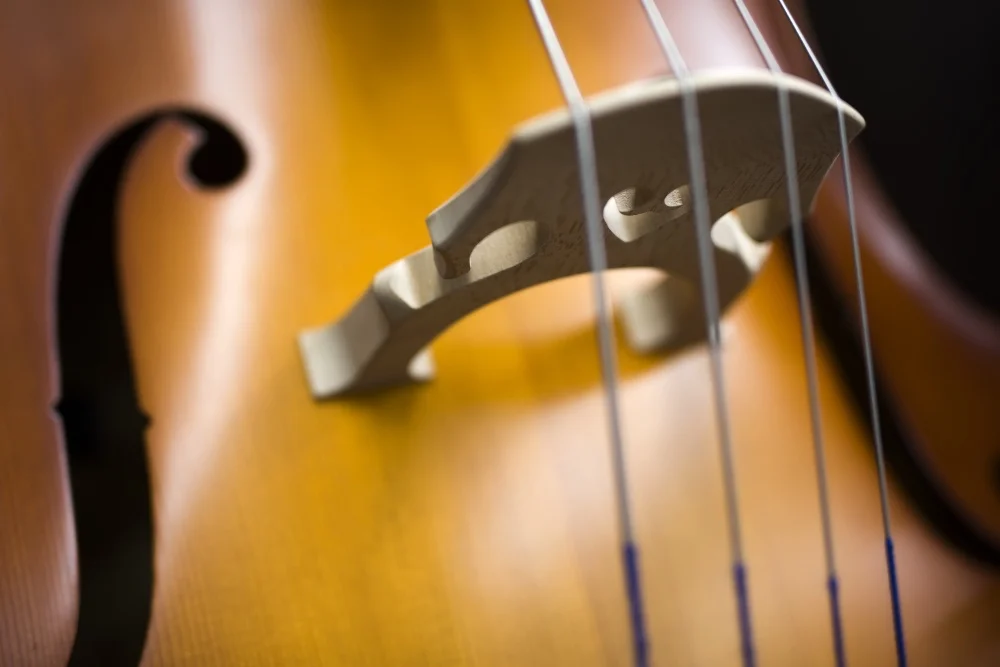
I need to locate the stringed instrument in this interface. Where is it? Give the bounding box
[1,1,998,666]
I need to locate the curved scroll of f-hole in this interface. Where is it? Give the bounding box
[54,109,247,666]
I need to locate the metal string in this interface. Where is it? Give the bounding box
[730,1,847,664]
[636,2,757,665]
[525,2,650,665]
[773,2,908,664]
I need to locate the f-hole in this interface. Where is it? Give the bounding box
[55,109,247,666]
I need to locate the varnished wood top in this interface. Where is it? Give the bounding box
[1,1,997,665]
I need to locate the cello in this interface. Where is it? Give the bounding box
[1,0,997,665]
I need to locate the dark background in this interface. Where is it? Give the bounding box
[806,0,1000,315]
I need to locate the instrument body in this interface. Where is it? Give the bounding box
[0,1,996,665]
[785,0,1000,563]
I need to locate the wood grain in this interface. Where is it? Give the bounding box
[0,0,996,665]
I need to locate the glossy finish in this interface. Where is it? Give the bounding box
[779,0,1000,560]
[1,0,997,665]
[810,153,1000,552]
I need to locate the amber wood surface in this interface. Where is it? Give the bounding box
[1,0,997,666]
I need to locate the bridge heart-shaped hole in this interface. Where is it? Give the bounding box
[604,184,690,243]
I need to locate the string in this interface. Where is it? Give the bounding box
[773,2,908,664]
[730,1,848,664]
[525,2,650,665]
[636,2,757,666]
